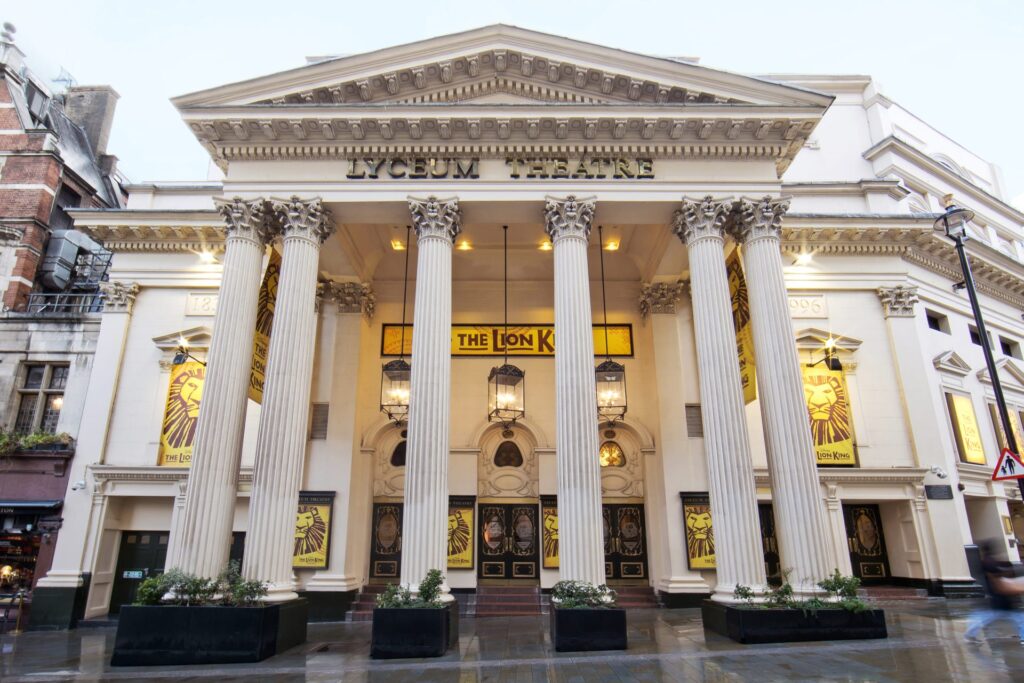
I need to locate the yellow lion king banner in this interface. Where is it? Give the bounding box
[802,365,857,466]
[726,249,756,404]
[293,491,334,569]
[447,497,475,570]
[249,249,282,403]
[157,361,206,467]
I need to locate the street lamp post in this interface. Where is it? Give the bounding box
[934,198,1024,499]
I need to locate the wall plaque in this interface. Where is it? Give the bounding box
[924,485,954,500]
[788,295,828,319]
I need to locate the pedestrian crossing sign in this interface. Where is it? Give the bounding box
[991,448,1024,481]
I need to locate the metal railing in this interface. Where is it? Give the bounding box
[24,291,104,315]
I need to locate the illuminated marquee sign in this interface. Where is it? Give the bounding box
[381,323,633,357]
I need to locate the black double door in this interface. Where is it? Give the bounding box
[603,503,648,582]
[109,531,168,613]
[843,503,892,582]
[369,502,404,581]
[477,503,540,582]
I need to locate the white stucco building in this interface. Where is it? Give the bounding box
[28,25,1024,627]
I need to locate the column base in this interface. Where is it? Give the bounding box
[296,589,359,622]
[304,573,361,592]
[28,573,92,631]
[263,583,300,603]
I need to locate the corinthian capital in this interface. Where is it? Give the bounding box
[639,281,687,318]
[731,196,791,244]
[408,195,462,243]
[270,196,335,245]
[672,196,731,246]
[99,281,140,314]
[877,285,919,318]
[317,281,376,318]
[214,196,272,243]
[544,195,596,242]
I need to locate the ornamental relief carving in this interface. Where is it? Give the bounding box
[372,427,407,498]
[544,194,596,242]
[877,285,919,318]
[639,281,687,318]
[672,195,731,246]
[600,429,644,498]
[408,195,462,243]
[477,427,538,499]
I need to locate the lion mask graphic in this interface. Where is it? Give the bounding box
[804,374,851,446]
[294,507,327,557]
[162,366,205,450]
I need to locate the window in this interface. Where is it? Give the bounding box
[599,441,625,467]
[309,403,329,440]
[390,440,406,467]
[685,404,703,438]
[494,441,523,468]
[1000,337,1022,360]
[926,310,950,334]
[969,326,992,347]
[12,364,68,434]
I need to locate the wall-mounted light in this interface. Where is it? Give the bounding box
[794,251,814,266]
[539,240,553,252]
[807,335,842,371]
[198,250,218,264]
[457,239,473,251]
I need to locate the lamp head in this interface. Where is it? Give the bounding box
[933,198,975,240]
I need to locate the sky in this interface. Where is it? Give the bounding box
[7,0,1024,206]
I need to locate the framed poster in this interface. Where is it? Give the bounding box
[448,496,475,569]
[293,491,334,569]
[680,492,715,570]
[1003,515,1014,535]
[946,392,986,465]
[541,495,559,569]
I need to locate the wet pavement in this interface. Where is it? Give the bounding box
[1,600,1022,681]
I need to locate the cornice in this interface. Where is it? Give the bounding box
[70,209,225,252]
[90,464,254,485]
[782,179,910,201]
[754,466,928,486]
[173,25,832,109]
[863,135,1024,224]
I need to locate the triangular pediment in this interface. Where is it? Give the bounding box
[174,25,830,109]
[794,328,862,353]
[152,326,212,352]
[933,350,972,377]
[977,357,1024,391]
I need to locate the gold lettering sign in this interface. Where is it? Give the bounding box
[989,402,1024,454]
[293,492,334,569]
[157,361,205,467]
[505,157,654,180]
[541,497,559,569]
[947,393,986,465]
[381,324,633,357]
[681,493,715,570]
[447,497,475,570]
[726,250,756,404]
[249,250,281,403]
[347,157,479,179]
[802,365,857,466]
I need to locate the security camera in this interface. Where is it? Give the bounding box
[929,465,949,479]
[70,480,86,491]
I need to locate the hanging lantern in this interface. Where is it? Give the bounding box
[381,225,412,425]
[596,359,627,424]
[488,363,525,427]
[595,225,627,425]
[380,358,411,423]
[487,225,526,428]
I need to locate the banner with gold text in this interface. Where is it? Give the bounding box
[157,361,206,467]
[945,393,986,464]
[293,491,334,569]
[802,365,857,466]
[249,249,282,403]
[988,402,1024,455]
[726,249,756,404]
[680,492,715,570]
[541,496,559,569]
[381,323,633,357]
[447,496,475,570]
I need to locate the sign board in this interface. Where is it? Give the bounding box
[381,323,633,357]
[992,448,1024,481]
[924,485,954,500]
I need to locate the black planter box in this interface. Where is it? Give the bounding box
[370,601,459,659]
[550,607,627,652]
[701,600,887,644]
[110,599,308,666]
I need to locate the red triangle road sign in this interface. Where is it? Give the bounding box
[992,448,1024,481]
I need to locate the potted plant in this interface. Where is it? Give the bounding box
[701,569,887,644]
[111,562,308,666]
[370,569,458,659]
[549,580,627,652]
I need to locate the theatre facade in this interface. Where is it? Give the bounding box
[29,25,1024,626]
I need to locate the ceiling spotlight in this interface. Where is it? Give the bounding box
[795,252,813,266]
[457,239,473,251]
[604,240,620,251]
[390,238,406,251]
[539,240,553,252]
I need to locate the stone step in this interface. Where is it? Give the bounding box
[860,586,929,600]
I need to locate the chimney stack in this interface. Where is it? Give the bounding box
[64,85,119,158]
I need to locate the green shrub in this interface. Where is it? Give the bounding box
[374,569,447,608]
[550,580,617,609]
[733,584,756,605]
[134,574,169,605]
[131,562,268,607]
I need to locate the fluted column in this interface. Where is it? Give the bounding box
[545,195,605,586]
[400,195,460,598]
[732,196,833,596]
[167,198,271,578]
[673,196,766,601]
[242,197,334,600]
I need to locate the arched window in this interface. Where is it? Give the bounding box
[494,440,524,468]
[390,440,406,467]
[599,441,625,467]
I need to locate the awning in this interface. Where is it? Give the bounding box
[0,500,62,515]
